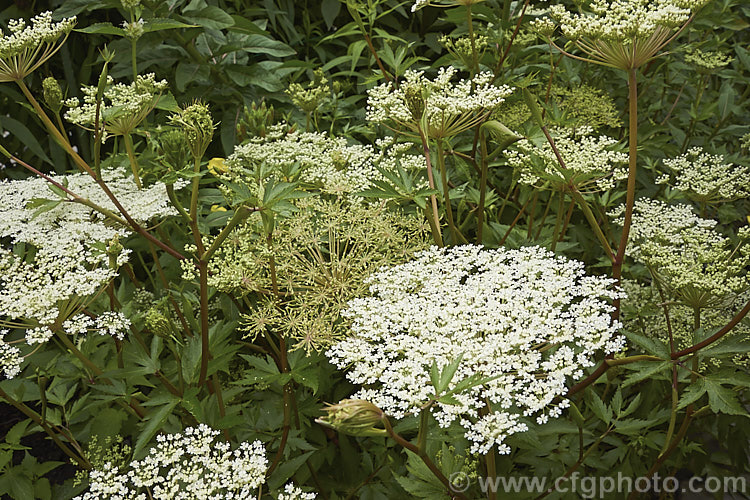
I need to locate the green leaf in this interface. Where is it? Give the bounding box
[76,23,126,36]
[704,379,748,416]
[33,478,51,500]
[267,451,315,490]
[678,379,707,410]
[5,420,29,445]
[429,361,440,393]
[182,7,235,30]
[437,353,464,394]
[321,0,342,29]
[143,18,198,33]
[623,331,670,358]
[7,469,34,500]
[133,399,179,458]
[241,35,296,57]
[90,407,126,438]
[0,116,53,165]
[587,390,611,424]
[394,452,450,499]
[181,387,206,422]
[620,393,642,418]
[622,361,671,387]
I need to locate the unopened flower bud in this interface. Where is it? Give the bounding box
[316,399,387,437]
[42,77,63,113]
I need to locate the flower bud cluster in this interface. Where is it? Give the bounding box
[226,124,380,194]
[657,147,750,204]
[613,199,749,309]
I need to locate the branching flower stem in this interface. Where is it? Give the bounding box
[381,414,468,500]
[0,386,91,469]
[15,80,186,261]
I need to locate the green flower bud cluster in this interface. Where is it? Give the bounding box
[169,101,215,160]
[42,77,63,113]
[286,69,330,115]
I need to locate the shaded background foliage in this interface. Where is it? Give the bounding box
[1,0,750,498]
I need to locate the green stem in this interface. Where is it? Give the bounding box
[122,132,142,189]
[550,191,565,251]
[203,205,255,261]
[611,68,639,320]
[477,131,489,243]
[416,408,429,452]
[381,415,467,500]
[0,387,91,470]
[418,127,444,246]
[131,39,138,82]
[466,5,478,75]
[486,446,497,500]
[569,189,615,261]
[436,139,465,244]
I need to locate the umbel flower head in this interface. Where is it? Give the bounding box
[169,100,215,159]
[656,147,750,205]
[327,245,624,454]
[0,168,178,330]
[0,11,76,82]
[612,199,750,309]
[366,66,512,139]
[64,74,168,139]
[212,198,429,351]
[506,126,628,192]
[74,424,268,500]
[225,124,380,195]
[535,0,709,70]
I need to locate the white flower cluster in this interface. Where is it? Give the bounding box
[65,74,168,138]
[549,0,707,42]
[277,483,317,500]
[613,199,749,308]
[75,424,268,500]
[327,245,624,454]
[226,125,380,194]
[0,330,22,379]
[58,312,132,340]
[657,147,750,204]
[506,126,628,192]
[25,326,54,345]
[0,11,75,60]
[0,168,176,335]
[366,66,512,139]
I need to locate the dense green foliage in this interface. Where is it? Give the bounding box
[0,0,749,498]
